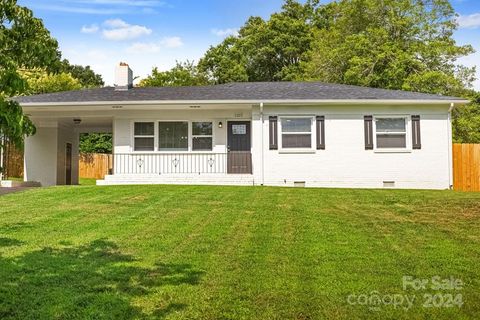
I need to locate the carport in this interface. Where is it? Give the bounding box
[24,116,112,186]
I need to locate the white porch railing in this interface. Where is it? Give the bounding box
[113,153,229,174]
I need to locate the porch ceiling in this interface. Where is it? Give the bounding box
[44,117,113,133]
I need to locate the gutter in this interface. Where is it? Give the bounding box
[260,102,264,186]
[447,102,456,189]
[18,99,470,108]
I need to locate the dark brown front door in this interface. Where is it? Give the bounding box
[227,121,252,174]
[65,143,72,185]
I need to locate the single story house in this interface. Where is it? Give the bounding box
[16,63,468,189]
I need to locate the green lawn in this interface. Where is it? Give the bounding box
[0,185,479,319]
[79,177,97,185]
[4,177,23,182]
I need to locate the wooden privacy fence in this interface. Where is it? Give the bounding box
[79,153,113,179]
[453,144,480,192]
[2,142,24,178]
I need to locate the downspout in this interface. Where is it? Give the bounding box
[447,102,455,189]
[260,102,264,186]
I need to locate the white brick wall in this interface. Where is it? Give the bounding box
[252,104,452,189]
[24,122,79,186]
[107,104,453,189]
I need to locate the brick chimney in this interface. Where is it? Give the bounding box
[114,62,133,90]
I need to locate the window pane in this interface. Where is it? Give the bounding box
[192,122,212,136]
[134,122,154,136]
[159,122,188,150]
[134,137,154,151]
[376,134,406,148]
[282,134,311,148]
[192,137,212,151]
[281,118,311,133]
[376,118,406,133]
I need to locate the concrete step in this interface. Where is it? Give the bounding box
[97,174,255,186]
[1,180,41,188]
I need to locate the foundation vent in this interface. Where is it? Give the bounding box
[294,181,306,188]
[383,181,395,188]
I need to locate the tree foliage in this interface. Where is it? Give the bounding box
[79,133,112,154]
[453,94,480,143]
[139,61,209,87]
[59,59,104,88]
[198,0,316,83]
[303,0,475,97]
[19,69,82,95]
[0,0,60,149]
[0,0,104,160]
[196,0,475,98]
[197,36,248,84]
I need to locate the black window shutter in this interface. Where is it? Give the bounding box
[316,116,325,150]
[364,115,373,150]
[269,116,278,150]
[412,115,421,149]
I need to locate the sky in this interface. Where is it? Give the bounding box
[16,0,480,90]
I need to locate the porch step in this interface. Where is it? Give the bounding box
[1,180,41,188]
[97,174,255,186]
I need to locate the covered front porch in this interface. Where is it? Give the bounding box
[23,104,256,186]
[98,151,254,185]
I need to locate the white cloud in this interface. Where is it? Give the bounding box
[126,42,160,53]
[103,18,129,28]
[32,4,126,14]
[86,49,109,60]
[457,13,480,29]
[102,19,152,41]
[126,37,183,53]
[81,24,99,33]
[60,39,206,86]
[73,0,165,6]
[32,0,166,15]
[211,28,239,37]
[160,36,183,48]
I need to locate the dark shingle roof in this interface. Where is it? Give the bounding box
[15,81,464,104]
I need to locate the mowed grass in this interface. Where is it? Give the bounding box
[0,185,479,320]
[79,178,98,186]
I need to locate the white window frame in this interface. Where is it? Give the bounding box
[158,120,189,152]
[132,121,155,152]
[191,121,214,152]
[130,120,216,153]
[278,116,316,153]
[373,115,412,153]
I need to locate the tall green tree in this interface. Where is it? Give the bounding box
[79,133,112,154]
[59,59,104,88]
[0,0,60,149]
[198,0,317,83]
[303,0,475,96]
[197,36,248,84]
[139,61,209,87]
[19,69,82,95]
[453,94,480,143]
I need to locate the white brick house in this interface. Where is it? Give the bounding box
[16,64,468,189]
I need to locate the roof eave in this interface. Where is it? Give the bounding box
[19,99,469,107]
